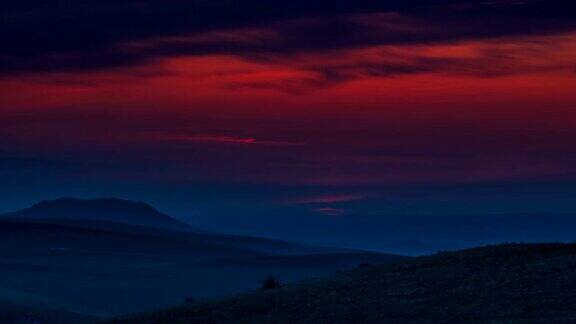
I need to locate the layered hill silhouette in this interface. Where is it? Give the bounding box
[111,243,576,324]
[0,198,405,321]
[0,197,369,256]
[1,197,199,232]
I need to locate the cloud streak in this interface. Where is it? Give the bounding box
[159,134,303,146]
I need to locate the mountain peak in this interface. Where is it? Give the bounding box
[3,197,197,232]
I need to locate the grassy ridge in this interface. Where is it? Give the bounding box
[109,243,576,323]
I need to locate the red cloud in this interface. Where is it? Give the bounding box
[172,135,256,144]
[157,134,302,146]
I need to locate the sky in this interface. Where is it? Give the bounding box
[2,0,576,252]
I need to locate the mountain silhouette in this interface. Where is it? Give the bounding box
[1,197,199,232]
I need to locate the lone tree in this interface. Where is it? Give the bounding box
[261,276,281,290]
[357,263,372,269]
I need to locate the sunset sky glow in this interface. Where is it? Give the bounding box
[2,0,576,249]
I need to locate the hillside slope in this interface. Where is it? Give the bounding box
[0,216,404,317]
[111,243,576,323]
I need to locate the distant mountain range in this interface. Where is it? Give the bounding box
[250,211,576,256]
[111,243,576,324]
[0,198,406,322]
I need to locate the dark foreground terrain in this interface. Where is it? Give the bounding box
[0,198,404,322]
[0,298,95,324]
[110,243,576,323]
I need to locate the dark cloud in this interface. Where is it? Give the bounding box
[224,33,576,92]
[2,0,576,74]
[0,0,423,73]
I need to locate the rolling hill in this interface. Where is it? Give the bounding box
[0,198,406,320]
[1,197,199,233]
[110,243,576,323]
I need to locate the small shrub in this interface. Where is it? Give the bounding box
[184,297,195,304]
[261,276,281,290]
[358,263,372,269]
